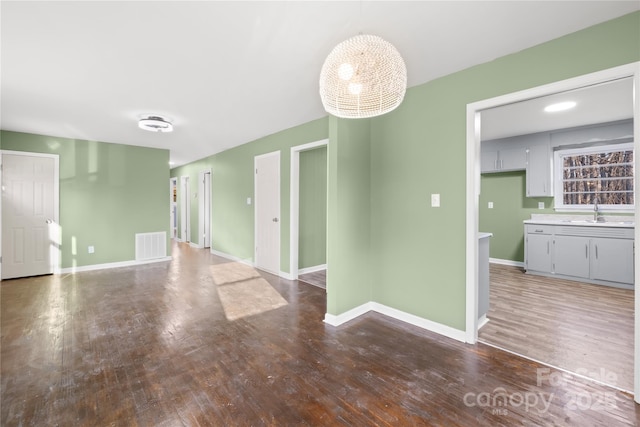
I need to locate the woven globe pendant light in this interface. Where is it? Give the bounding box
[319,34,407,119]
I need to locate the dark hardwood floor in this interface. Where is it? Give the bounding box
[479,264,634,392]
[2,243,639,426]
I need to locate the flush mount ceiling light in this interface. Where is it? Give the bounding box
[544,101,577,113]
[319,34,407,119]
[138,115,173,132]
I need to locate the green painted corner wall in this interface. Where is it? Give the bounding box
[326,116,372,315]
[0,130,170,269]
[479,172,553,262]
[170,117,329,271]
[369,12,639,331]
[299,146,327,269]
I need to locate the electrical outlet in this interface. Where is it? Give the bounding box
[431,194,440,208]
[88,246,95,254]
[488,202,494,209]
[246,197,252,205]
[538,202,545,209]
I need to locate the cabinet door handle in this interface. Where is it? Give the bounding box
[547,241,549,254]
[585,244,588,258]
[535,229,544,233]
[494,159,498,170]
[595,245,598,259]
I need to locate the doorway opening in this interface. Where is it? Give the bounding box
[290,139,329,288]
[180,176,191,243]
[466,63,640,399]
[170,177,178,239]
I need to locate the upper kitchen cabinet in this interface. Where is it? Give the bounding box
[525,134,553,197]
[480,139,527,173]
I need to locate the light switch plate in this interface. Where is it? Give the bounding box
[88,246,95,254]
[431,194,440,208]
[488,202,494,209]
[246,197,252,205]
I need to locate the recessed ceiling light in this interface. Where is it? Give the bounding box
[544,101,577,113]
[139,115,173,132]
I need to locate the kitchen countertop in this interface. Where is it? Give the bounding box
[524,214,634,228]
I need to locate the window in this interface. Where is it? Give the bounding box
[553,143,634,211]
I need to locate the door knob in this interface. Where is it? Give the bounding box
[273,218,279,222]
[46,219,53,224]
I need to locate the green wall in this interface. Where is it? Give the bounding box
[170,117,328,271]
[0,130,170,269]
[368,12,639,330]
[299,146,327,269]
[327,117,372,315]
[479,172,554,262]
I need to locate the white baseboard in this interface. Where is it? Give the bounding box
[298,264,327,275]
[478,314,489,329]
[324,301,466,343]
[279,271,295,280]
[189,242,203,249]
[59,256,171,274]
[324,302,373,326]
[490,258,525,268]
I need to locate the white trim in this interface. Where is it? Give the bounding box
[324,302,373,326]
[290,139,329,280]
[1,150,61,277]
[323,301,466,343]
[478,315,489,329]
[210,248,255,267]
[466,62,640,401]
[489,258,525,268]
[180,175,191,242]
[189,242,203,249]
[298,264,327,275]
[279,271,295,280]
[59,256,171,274]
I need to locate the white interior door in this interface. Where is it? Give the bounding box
[181,176,190,242]
[199,171,211,248]
[255,151,280,274]
[2,153,58,279]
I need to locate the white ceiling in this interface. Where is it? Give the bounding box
[2,1,638,167]
[481,77,635,141]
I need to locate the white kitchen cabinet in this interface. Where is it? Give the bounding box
[553,235,590,279]
[524,222,634,288]
[526,143,553,197]
[481,146,526,173]
[591,237,634,284]
[525,226,552,273]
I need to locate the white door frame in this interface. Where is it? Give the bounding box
[198,169,212,248]
[1,150,61,277]
[465,62,640,400]
[289,139,329,279]
[254,150,281,274]
[180,176,190,242]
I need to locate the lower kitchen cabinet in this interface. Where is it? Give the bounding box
[553,235,590,280]
[590,237,634,284]
[524,223,634,288]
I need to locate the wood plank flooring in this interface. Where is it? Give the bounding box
[2,243,639,426]
[479,264,634,392]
